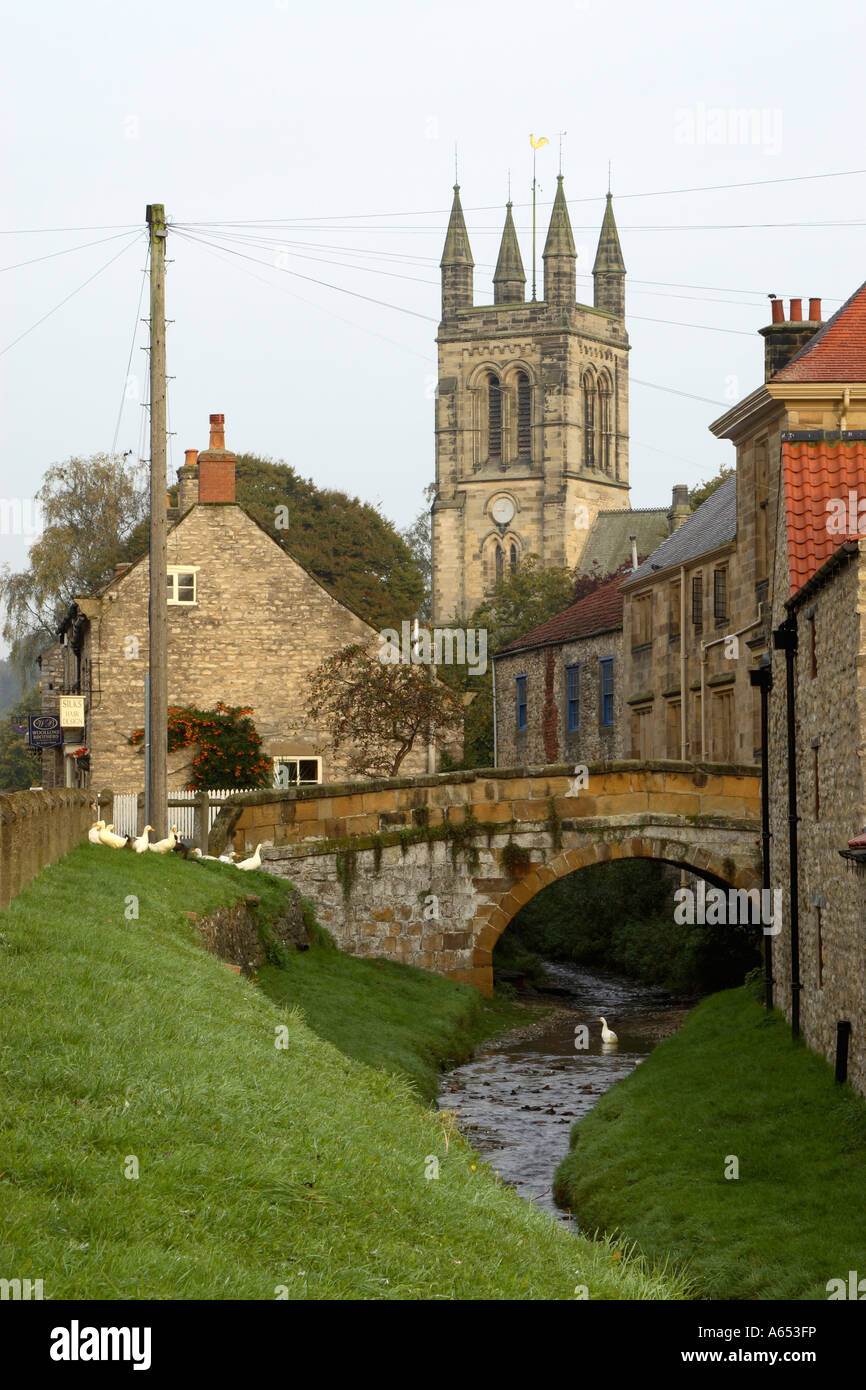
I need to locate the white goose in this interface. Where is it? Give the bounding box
[132,825,154,854]
[148,826,178,855]
[599,1016,618,1045]
[88,819,105,845]
[235,843,263,871]
[99,823,129,850]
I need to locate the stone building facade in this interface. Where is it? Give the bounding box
[39,414,428,795]
[431,181,630,624]
[493,574,625,768]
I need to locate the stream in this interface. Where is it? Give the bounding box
[438,960,694,1225]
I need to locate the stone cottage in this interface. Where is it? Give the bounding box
[39,414,428,794]
[493,573,626,767]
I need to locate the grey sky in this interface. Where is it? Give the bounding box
[2,0,865,649]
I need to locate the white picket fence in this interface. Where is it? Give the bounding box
[109,788,258,840]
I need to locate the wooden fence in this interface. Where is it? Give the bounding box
[0,789,94,910]
[98,788,258,852]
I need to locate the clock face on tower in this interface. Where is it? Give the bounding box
[490,496,515,526]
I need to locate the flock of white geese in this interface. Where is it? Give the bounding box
[87,820,265,871]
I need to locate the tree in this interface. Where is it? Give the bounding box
[306,641,464,777]
[0,690,41,792]
[399,482,436,618]
[234,456,425,631]
[0,454,147,670]
[440,556,578,770]
[689,463,734,510]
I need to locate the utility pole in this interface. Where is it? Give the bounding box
[146,203,168,837]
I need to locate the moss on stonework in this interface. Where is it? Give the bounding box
[336,845,358,901]
[547,796,563,851]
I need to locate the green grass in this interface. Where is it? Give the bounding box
[258,949,526,1104]
[554,985,866,1300]
[0,844,686,1300]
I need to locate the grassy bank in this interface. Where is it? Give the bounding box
[0,844,684,1299]
[258,948,525,1104]
[554,985,866,1299]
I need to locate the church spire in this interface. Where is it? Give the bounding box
[440,184,474,318]
[493,202,525,304]
[593,192,626,318]
[542,174,576,306]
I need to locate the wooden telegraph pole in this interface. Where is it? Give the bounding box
[146,204,168,836]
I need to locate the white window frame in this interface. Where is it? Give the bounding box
[167,566,199,606]
[273,756,322,789]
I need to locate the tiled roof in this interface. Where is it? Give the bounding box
[578,507,669,578]
[495,573,624,656]
[781,437,866,594]
[626,475,737,583]
[773,281,866,382]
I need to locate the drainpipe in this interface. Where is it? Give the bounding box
[491,655,498,768]
[773,614,801,1039]
[680,565,687,758]
[749,653,773,1010]
[700,615,764,759]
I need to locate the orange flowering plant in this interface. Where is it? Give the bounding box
[129,701,272,790]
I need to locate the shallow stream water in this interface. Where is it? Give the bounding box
[438,960,693,1225]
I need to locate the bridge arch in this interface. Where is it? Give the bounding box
[215,760,761,997]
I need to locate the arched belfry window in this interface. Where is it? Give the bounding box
[488,372,502,460]
[598,375,612,475]
[583,373,596,469]
[495,543,504,581]
[516,372,531,459]
[510,542,519,570]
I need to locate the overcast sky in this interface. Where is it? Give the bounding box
[2,0,865,649]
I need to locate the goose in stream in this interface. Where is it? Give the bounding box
[599,1017,618,1045]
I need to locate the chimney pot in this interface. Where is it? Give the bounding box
[789,298,802,322]
[771,297,784,323]
[184,448,199,468]
[809,297,821,322]
[209,413,226,451]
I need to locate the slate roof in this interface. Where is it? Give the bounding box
[773,281,866,383]
[578,507,669,578]
[625,475,737,583]
[495,573,625,657]
[781,437,866,595]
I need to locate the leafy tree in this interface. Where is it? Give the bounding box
[689,463,734,510]
[306,640,464,777]
[129,702,272,791]
[0,454,147,671]
[0,689,41,792]
[234,456,425,631]
[399,482,436,618]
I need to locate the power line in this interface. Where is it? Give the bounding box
[0,223,140,235]
[0,233,143,358]
[631,378,727,405]
[109,245,150,462]
[0,229,147,273]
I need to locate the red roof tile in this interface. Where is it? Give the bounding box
[495,574,624,655]
[774,281,866,382]
[781,438,866,594]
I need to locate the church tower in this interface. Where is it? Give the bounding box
[431,178,629,624]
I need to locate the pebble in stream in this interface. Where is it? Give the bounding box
[438,960,693,1226]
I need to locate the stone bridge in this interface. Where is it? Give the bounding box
[212,761,761,996]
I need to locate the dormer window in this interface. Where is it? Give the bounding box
[167,567,198,605]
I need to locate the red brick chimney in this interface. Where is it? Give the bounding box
[759,295,825,381]
[197,413,236,504]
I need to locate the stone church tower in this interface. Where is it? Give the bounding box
[431,178,630,623]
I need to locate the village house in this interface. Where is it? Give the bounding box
[491,486,691,767]
[38,413,429,795]
[713,281,866,1093]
